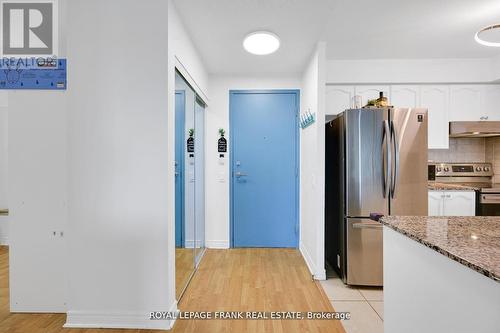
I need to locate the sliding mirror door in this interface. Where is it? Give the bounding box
[175,71,195,299]
[174,70,206,299]
[194,97,206,266]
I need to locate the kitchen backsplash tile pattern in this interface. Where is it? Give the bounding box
[485,137,500,184]
[428,138,486,163]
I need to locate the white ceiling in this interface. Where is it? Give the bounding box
[325,0,500,60]
[174,0,500,75]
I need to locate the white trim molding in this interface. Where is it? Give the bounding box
[10,304,65,313]
[184,239,203,249]
[300,241,326,280]
[205,240,229,249]
[64,301,178,330]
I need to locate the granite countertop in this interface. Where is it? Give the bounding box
[380,216,500,282]
[428,182,480,191]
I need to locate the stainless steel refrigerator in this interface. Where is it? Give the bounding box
[325,108,428,286]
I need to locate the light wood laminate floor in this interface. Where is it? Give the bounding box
[0,246,345,333]
[175,248,195,299]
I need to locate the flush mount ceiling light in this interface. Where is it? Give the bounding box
[243,31,280,55]
[474,24,500,47]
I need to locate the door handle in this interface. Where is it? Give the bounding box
[353,223,383,230]
[235,171,248,177]
[382,120,391,198]
[481,194,500,204]
[390,120,400,199]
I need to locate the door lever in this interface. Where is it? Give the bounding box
[235,171,248,177]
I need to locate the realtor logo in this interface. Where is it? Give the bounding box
[0,0,58,56]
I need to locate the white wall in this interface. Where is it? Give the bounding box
[5,0,208,327]
[299,43,326,280]
[64,0,174,329]
[169,2,209,101]
[0,95,8,245]
[8,90,68,312]
[491,55,500,83]
[205,75,301,249]
[326,58,498,84]
[7,0,68,311]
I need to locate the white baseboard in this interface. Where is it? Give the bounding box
[300,241,326,280]
[0,236,8,246]
[205,240,229,249]
[184,239,203,248]
[315,269,327,280]
[64,301,178,330]
[10,304,66,313]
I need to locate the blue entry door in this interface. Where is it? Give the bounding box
[175,91,185,247]
[231,90,299,248]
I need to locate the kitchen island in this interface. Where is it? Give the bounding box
[380,216,500,333]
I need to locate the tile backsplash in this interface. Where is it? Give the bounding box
[428,138,486,163]
[485,137,500,184]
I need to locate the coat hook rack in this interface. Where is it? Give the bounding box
[300,109,316,129]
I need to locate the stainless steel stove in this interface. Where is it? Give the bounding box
[429,162,500,216]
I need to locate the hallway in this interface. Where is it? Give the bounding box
[173,249,345,332]
[0,246,345,333]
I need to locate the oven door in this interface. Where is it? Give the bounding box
[477,193,500,216]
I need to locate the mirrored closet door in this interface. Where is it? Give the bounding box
[194,97,206,267]
[175,70,206,300]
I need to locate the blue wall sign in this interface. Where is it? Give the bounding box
[0,58,67,90]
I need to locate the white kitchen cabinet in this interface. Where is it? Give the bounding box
[428,191,444,216]
[428,190,475,216]
[326,83,500,149]
[390,85,419,108]
[355,86,390,107]
[420,86,449,149]
[481,85,500,121]
[449,85,482,121]
[325,85,354,115]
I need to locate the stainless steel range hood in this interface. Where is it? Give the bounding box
[449,121,500,138]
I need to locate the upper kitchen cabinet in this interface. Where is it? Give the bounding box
[449,85,482,121]
[481,85,500,121]
[390,85,419,108]
[355,86,390,107]
[420,86,449,149]
[325,85,354,115]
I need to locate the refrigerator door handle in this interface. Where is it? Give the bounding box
[352,222,383,229]
[382,120,391,199]
[390,120,400,199]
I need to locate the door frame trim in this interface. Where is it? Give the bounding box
[229,89,300,248]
